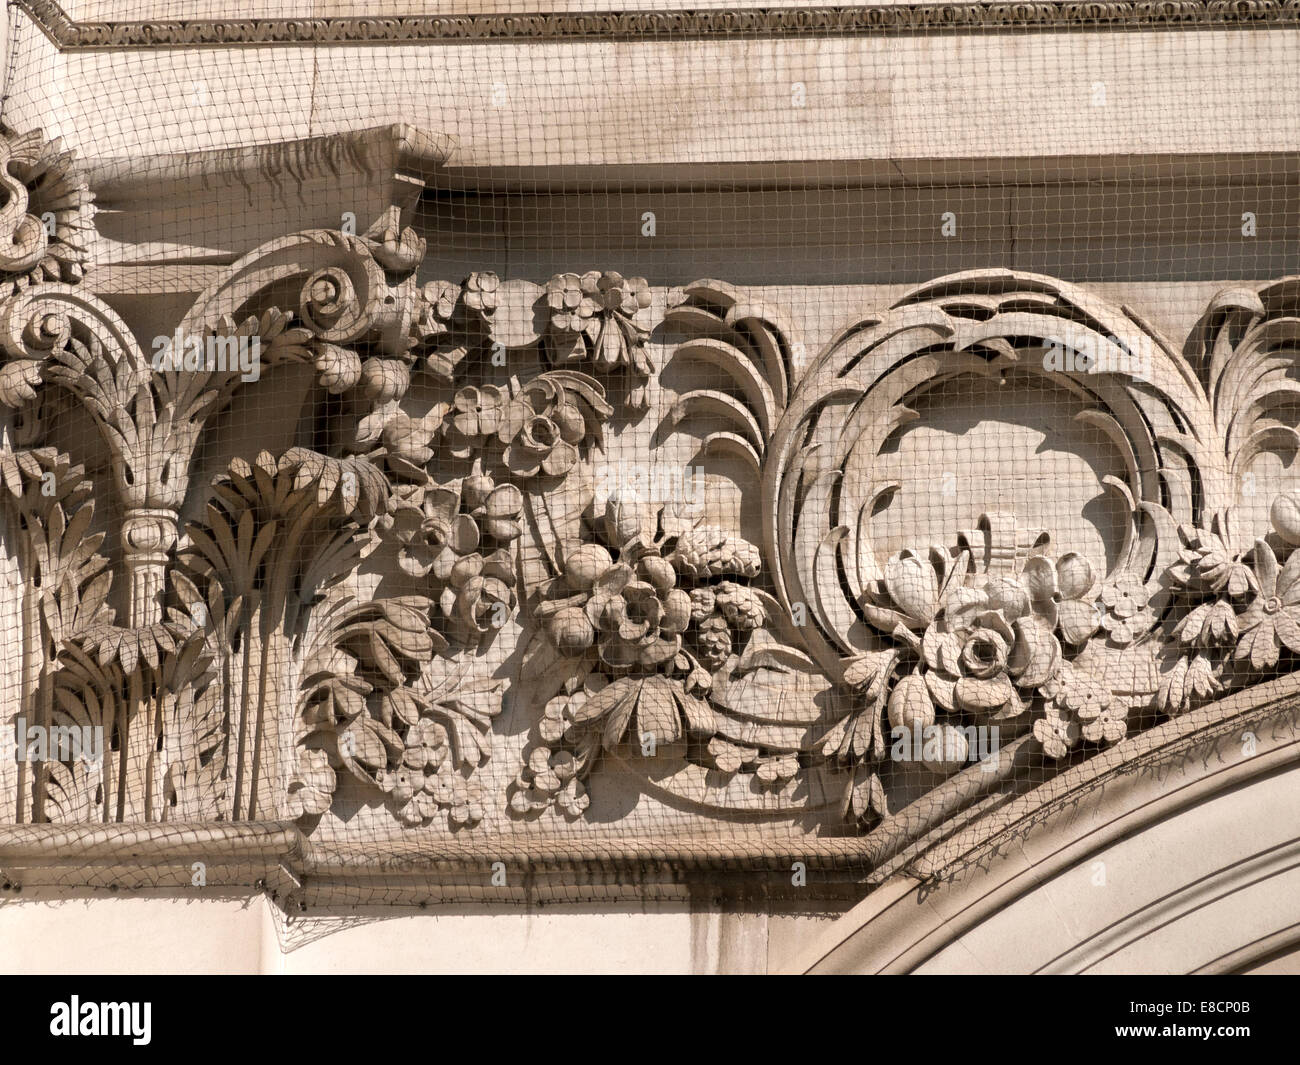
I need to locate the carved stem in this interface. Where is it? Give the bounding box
[121,508,179,627]
[232,598,256,820]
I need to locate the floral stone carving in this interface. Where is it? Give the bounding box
[2,122,1300,852]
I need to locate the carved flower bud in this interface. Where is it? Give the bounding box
[639,555,676,594]
[1272,490,1300,545]
[482,484,524,541]
[661,589,692,635]
[462,471,495,510]
[887,673,936,732]
[921,724,970,776]
[358,357,410,403]
[313,343,363,394]
[1055,552,1094,600]
[546,606,595,654]
[564,543,613,592]
[605,488,652,550]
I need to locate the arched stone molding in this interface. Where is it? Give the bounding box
[788,671,1300,973]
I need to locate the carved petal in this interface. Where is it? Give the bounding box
[955,672,1016,712]
[1056,552,1094,600]
[426,486,460,525]
[922,626,962,674]
[1056,597,1101,645]
[1021,556,1058,604]
[447,514,481,555]
[1279,546,1300,604]
[542,441,579,477]
[985,577,1030,621]
[637,636,680,669]
[944,586,989,631]
[1253,538,1280,598]
[634,680,682,745]
[924,668,957,711]
[883,554,939,624]
[1008,616,1061,688]
[1275,611,1300,655]
[661,589,691,635]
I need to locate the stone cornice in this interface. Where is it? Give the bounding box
[16,0,1300,50]
[86,124,453,204]
[3,672,1296,909]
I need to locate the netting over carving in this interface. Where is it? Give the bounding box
[0,0,1297,910]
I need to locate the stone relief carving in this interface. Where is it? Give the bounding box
[2,124,1300,848]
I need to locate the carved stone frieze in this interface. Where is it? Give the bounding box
[17,0,1300,50]
[1,122,1299,871]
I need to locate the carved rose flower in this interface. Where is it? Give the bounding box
[439,550,516,640]
[584,562,691,672]
[389,485,480,580]
[498,377,587,478]
[538,533,692,673]
[919,577,1062,721]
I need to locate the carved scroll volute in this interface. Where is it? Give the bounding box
[167,224,421,471]
[176,227,409,359]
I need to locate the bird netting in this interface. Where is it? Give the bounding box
[0,0,1296,918]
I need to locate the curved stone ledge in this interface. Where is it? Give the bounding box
[790,670,1300,972]
[4,671,1296,914]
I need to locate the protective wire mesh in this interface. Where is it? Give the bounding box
[0,1,1297,917]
